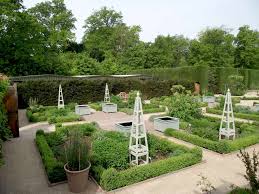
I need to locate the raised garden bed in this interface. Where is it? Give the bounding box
[202,96,215,103]
[35,125,202,191]
[115,121,132,133]
[154,116,179,132]
[102,103,117,113]
[75,105,91,115]
[165,117,259,154]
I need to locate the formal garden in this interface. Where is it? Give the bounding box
[0,71,259,193]
[1,1,259,193]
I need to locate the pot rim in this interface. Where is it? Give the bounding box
[64,161,91,174]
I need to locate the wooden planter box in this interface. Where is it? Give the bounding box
[75,105,91,115]
[202,96,215,103]
[102,103,117,113]
[115,121,132,133]
[154,116,179,132]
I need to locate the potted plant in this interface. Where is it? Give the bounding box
[64,130,91,193]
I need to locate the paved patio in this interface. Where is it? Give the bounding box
[0,110,258,194]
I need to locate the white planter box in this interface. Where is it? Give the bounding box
[75,105,91,115]
[255,104,259,111]
[202,96,216,103]
[115,121,132,133]
[102,103,117,113]
[154,116,179,132]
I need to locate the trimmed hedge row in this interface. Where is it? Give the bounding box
[164,129,259,154]
[207,108,259,121]
[35,131,66,183]
[132,66,259,93]
[100,147,202,191]
[27,106,80,124]
[17,78,193,108]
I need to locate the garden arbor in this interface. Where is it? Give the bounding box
[129,92,149,165]
[58,84,64,109]
[219,89,235,140]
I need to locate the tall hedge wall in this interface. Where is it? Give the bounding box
[132,66,259,93]
[17,78,193,108]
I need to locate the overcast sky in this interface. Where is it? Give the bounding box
[23,0,259,42]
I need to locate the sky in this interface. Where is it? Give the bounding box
[23,0,259,43]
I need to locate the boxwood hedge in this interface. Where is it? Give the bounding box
[100,148,202,191]
[164,129,259,154]
[91,132,202,191]
[35,131,66,183]
[207,108,259,122]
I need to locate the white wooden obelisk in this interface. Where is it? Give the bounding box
[129,92,149,165]
[219,89,235,140]
[58,84,64,109]
[104,83,110,103]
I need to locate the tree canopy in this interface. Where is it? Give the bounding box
[1,2,259,76]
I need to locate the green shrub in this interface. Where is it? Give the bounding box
[56,123,96,138]
[228,187,253,194]
[18,79,192,108]
[207,108,259,121]
[89,102,102,111]
[165,128,259,154]
[165,92,201,121]
[164,129,230,153]
[26,105,80,124]
[100,148,202,191]
[91,131,129,170]
[119,108,133,115]
[35,131,66,183]
[90,131,202,191]
[227,75,247,96]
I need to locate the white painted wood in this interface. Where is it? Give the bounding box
[104,83,110,103]
[58,84,64,109]
[129,92,149,165]
[219,89,235,140]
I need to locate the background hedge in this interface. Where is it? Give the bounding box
[132,66,259,93]
[17,78,193,108]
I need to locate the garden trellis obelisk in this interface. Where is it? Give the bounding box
[219,89,235,140]
[58,84,64,109]
[129,92,149,165]
[104,83,110,103]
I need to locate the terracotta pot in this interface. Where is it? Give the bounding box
[64,162,91,193]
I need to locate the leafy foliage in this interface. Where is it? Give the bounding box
[238,149,259,193]
[26,105,80,124]
[164,87,201,121]
[36,131,66,183]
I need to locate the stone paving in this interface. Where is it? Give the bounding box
[0,110,258,194]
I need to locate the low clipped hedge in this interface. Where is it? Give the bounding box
[100,148,201,191]
[35,131,66,183]
[164,129,259,154]
[91,132,202,191]
[207,108,259,121]
[27,105,80,124]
